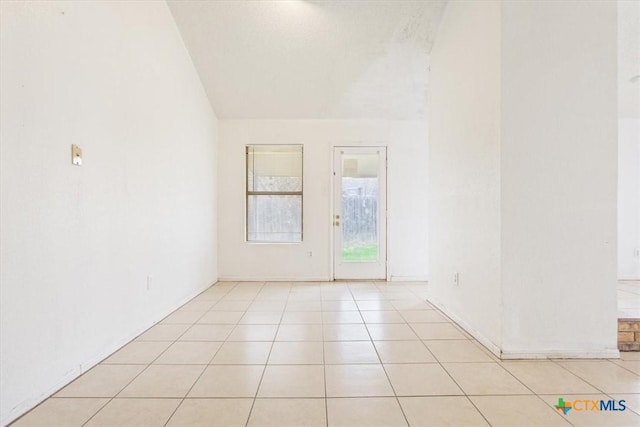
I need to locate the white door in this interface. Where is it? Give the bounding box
[333,147,387,280]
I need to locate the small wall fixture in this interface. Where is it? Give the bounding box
[71,144,82,166]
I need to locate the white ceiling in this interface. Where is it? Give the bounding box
[167,0,447,119]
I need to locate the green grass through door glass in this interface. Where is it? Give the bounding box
[341,245,378,261]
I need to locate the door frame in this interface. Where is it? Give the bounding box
[330,145,389,281]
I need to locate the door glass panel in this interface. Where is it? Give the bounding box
[341,153,379,261]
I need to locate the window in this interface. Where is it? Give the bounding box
[246,145,303,242]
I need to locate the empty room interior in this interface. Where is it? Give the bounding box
[1,0,639,426]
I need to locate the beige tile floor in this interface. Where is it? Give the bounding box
[618,280,640,319]
[12,281,640,426]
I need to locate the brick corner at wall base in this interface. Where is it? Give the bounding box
[618,319,640,351]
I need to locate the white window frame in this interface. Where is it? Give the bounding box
[245,144,304,243]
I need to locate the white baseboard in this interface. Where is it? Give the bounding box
[3,279,216,427]
[218,276,332,282]
[389,275,429,282]
[218,276,429,283]
[618,276,640,281]
[425,296,501,357]
[426,293,621,360]
[501,349,620,360]
[2,365,88,427]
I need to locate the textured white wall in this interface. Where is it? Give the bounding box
[217,120,429,282]
[427,0,503,352]
[618,0,640,280]
[0,2,219,424]
[501,0,618,357]
[618,119,640,279]
[429,0,619,358]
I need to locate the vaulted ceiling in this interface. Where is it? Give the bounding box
[167,0,447,119]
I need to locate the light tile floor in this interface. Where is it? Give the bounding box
[12,281,640,426]
[618,280,640,319]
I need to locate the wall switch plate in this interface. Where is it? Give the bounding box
[147,275,153,290]
[71,144,82,166]
[453,272,459,286]
[634,248,640,258]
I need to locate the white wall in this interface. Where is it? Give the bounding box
[0,2,218,424]
[427,0,503,352]
[429,0,619,358]
[500,0,618,357]
[617,0,640,280]
[218,120,429,282]
[618,119,640,279]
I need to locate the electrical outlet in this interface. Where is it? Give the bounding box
[308,251,313,257]
[453,272,459,286]
[147,275,153,290]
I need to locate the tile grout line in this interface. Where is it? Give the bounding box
[161,282,239,427]
[607,357,640,377]
[404,284,562,427]
[402,283,495,427]
[321,288,329,427]
[80,324,195,426]
[156,280,241,425]
[548,358,617,396]
[548,358,640,418]
[412,332,493,426]
[52,283,241,427]
[74,282,237,426]
[244,281,290,427]
[486,359,573,426]
[353,282,411,427]
[22,281,640,426]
